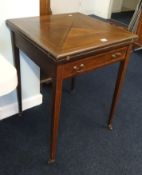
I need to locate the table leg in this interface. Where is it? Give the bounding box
[48,66,63,163]
[11,32,22,115]
[108,46,132,130]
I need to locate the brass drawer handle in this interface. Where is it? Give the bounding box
[112,54,117,58]
[73,66,78,70]
[80,63,84,68]
[112,52,122,58]
[73,64,84,72]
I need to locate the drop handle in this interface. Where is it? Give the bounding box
[80,64,84,68]
[112,54,117,58]
[73,64,85,72]
[112,52,122,58]
[111,52,122,58]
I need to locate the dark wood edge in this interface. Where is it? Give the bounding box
[6,18,138,64]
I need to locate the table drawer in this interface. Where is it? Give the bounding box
[63,47,128,78]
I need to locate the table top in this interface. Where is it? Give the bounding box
[6,13,137,61]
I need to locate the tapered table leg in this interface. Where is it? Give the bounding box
[48,66,63,163]
[108,46,132,130]
[11,32,22,115]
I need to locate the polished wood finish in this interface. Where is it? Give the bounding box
[6,13,137,162]
[40,0,52,16]
[39,0,75,89]
[49,65,63,162]
[40,0,52,85]
[62,47,127,78]
[107,45,132,130]
[7,13,137,60]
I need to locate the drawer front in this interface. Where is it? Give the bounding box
[63,47,128,78]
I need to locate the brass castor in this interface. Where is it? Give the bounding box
[108,124,113,130]
[48,159,56,164]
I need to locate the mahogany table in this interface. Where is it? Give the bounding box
[6,13,137,163]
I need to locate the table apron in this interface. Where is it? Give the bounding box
[62,46,128,79]
[14,32,56,77]
[13,32,129,81]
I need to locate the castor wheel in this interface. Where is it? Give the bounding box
[48,159,56,164]
[108,124,113,130]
